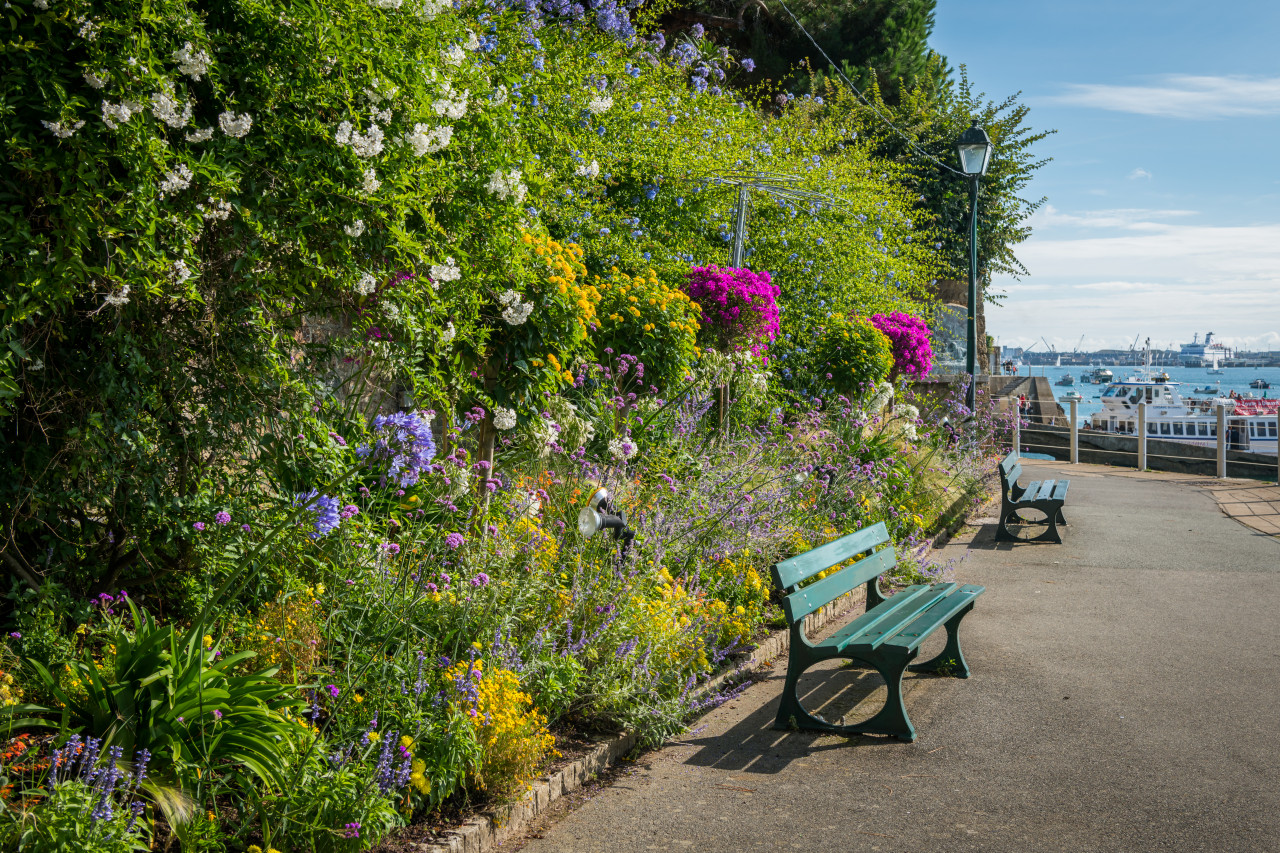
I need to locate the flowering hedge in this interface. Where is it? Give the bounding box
[871,312,935,379]
[682,265,780,359]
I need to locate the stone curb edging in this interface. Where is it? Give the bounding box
[411,483,988,853]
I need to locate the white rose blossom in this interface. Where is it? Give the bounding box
[402,123,452,156]
[344,220,366,238]
[490,85,508,106]
[104,284,131,307]
[101,100,142,129]
[361,168,381,195]
[83,71,108,89]
[152,86,193,129]
[41,119,85,139]
[485,169,527,203]
[77,18,99,40]
[463,29,480,50]
[429,256,460,286]
[34,0,48,9]
[354,273,377,295]
[196,198,232,221]
[442,44,465,66]
[369,0,404,8]
[159,163,194,196]
[334,120,384,157]
[574,159,601,179]
[587,94,613,115]
[497,289,533,325]
[440,321,456,343]
[171,259,193,284]
[185,127,214,143]
[173,42,211,80]
[218,111,252,138]
[493,406,517,431]
[431,83,468,120]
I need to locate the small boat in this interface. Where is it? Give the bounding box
[1192,384,1220,395]
[1055,372,1075,386]
[1086,367,1114,384]
[1151,370,1171,382]
[1250,378,1271,389]
[1060,391,1084,403]
[1207,353,1225,375]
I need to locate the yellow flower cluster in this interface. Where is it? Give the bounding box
[595,268,698,337]
[447,659,556,802]
[0,668,21,708]
[522,230,598,338]
[250,588,325,681]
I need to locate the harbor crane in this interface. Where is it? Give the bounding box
[1073,334,1085,354]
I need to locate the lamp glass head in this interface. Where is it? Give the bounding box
[956,122,993,177]
[577,506,601,538]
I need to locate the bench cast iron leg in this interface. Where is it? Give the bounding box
[841,652,917,742]
[908,603,975,678]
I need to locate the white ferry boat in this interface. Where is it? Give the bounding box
[1089,356,1278,455]
[1178,331,1234,367]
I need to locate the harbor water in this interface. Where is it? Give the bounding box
[1023,365,1280,426]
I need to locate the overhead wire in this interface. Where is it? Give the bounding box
[770,0,971,178]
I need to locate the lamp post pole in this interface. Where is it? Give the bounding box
[955,120,993,415]
[966,175,979,412]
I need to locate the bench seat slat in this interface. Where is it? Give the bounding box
[781,547,895,625]
[879,584,986,653]
[815,582,959,654]
[839,582,960,652]
[1033,479,1058,501]
[1052,481,1069,501]
[772,522,890,590]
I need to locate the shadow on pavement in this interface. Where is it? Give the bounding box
[674,661,940,774]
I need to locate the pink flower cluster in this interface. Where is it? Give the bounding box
[682,265,780,359]
[870,312,934,378]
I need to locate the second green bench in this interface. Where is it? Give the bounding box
[771,521,984,742]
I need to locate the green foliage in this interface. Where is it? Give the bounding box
[17,602,302,792]
[808,316,894,397]
[852,66,1055,289]
[0,779,151,853]
[680,0,950,104]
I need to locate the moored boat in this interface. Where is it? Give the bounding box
[1088,348,1278,455]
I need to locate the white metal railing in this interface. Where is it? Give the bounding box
[1012,404,1280,483]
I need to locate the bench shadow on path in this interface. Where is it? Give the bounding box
[960,520,1056,550]
[672,658,948,775]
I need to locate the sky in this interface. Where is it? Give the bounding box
[928,0,1280,355]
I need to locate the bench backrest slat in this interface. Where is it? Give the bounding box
[771,522,890,590]
[1000,453,1020,488]
[780,546,896,625]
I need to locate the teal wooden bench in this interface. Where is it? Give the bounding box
[997,452,1069,544]
[771,522,984,742]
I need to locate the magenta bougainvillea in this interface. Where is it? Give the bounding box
[682,265,780,359]
[870,312,934,379]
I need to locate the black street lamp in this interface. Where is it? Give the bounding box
[956,121,994,412]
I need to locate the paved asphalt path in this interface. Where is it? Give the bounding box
[516,461,1280,853]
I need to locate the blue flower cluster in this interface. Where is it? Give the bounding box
[295,490,342,538]
[50,735,150,832]
[357,410,438,488]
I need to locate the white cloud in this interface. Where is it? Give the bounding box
[987,210,1280,351]
[1047,75,1280,119]
[1127,167,1153,180]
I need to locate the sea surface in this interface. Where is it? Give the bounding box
[1019,364,1280,426]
